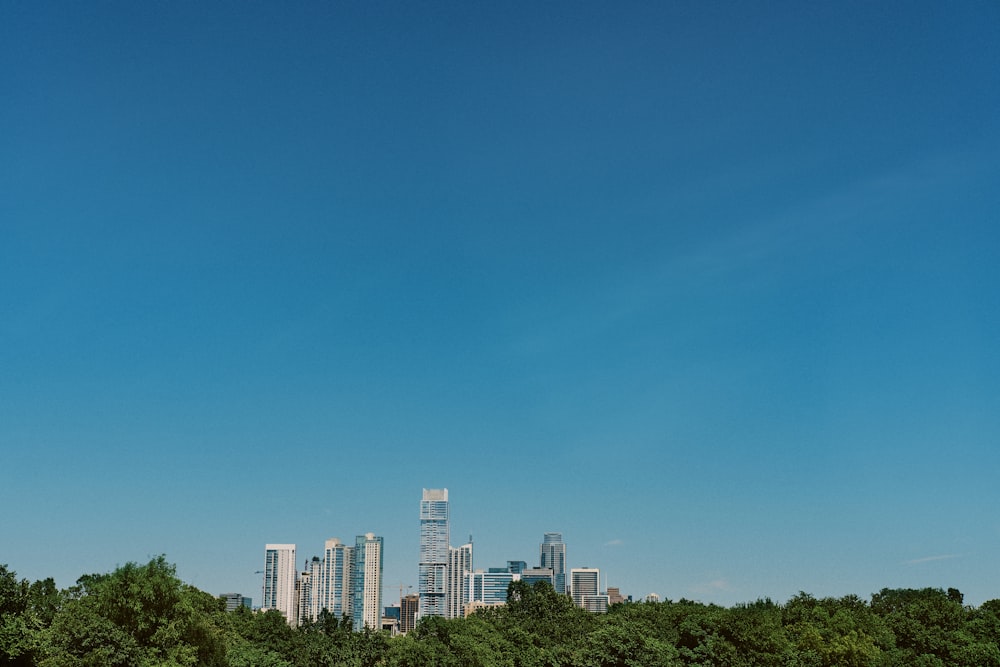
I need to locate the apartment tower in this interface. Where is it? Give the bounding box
[418,488,449,618]
[262,544,297,625]
[352,533,384,630]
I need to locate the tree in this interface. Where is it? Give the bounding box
[40,556,226,667]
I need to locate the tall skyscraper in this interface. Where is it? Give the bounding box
[418,488,449,618]
[262,544,297,625]
[446,541,473,619]
[570,567,600,609]
[319,538,354,620]
[352,532,383,630]
[539,532,567,595]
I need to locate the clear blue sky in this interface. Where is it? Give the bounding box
[2,1,998,607]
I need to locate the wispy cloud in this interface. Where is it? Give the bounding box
[905,554,960,565]
[690,578,730,595]
[604,539,623,547]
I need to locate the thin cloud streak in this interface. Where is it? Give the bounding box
[905,554,960,565]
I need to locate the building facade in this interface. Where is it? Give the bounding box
[570,567,600,609]
[400,594,420,634]
[465,569,515,610]
[446,542,473,619]
[418,488,450,618]
[540,533,567,595]
[520,567,555,588]
[320,538,354,620]
[262,544,297,625]
[352,533,384,631]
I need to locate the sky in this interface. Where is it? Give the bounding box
[2,1,999,608]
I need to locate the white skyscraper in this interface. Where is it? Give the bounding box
[352,532,384,630]
[262,544,297,625]
[320,538,354,620]
[540,532,567,594]
[446,541,473,619]
[419,488,449,618]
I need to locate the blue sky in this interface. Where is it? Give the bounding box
[2,1,999,607]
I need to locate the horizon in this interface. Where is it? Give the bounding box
[2,1,998,609]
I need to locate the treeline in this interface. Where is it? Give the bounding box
[2,557,999,666]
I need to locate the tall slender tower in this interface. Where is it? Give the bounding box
[262,544,297,625]
[299,556,322,624]
[418,488,449,618]
[352,533,383,630]
[320,538,354,620]
[540,532,567,595]
[446,541,473,619]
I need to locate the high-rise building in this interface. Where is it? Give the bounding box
[400,594,420,634]
[540,533,567,594]
[418,488,449,618]
[465,569,515,609]
[298,556,322,624]
[320,538,354,620]
[352,532,383,631]
[262,544,297,625]
[520,567,555,588]
[570,567,600,609]
[446,542,473,619]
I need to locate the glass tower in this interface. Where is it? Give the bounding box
[539,532,567,595]
[320,538,354,620]
[419,488,449,618]
[262,543,297,625]
[352,533,383,630]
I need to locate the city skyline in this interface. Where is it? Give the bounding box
[3,1,998,610]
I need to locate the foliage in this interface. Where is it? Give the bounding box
[2,560,999,667]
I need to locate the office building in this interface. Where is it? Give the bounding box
[447,541,473,619]
[570,567,600,609]
[400,594,420,634]
[583,594,610,613]
[520,567,555,588]
[507,560,527,575]
[262,544,297,625]
[465,569,515,610]
[418,488,449,618]
[220,593,252,612]
[540,533,567,594]
[320,538,354,619]
[352,533,383,630]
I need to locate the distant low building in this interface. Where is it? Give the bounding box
[220,593,252,612]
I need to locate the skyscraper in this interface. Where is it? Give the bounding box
[352,532,383,631]
[539,532,567,595]
[297,561,318,625]
[262,544,297,625]
[400,594,420,634]
[320,538,354,620]
[570,567,600,609]
[446,541,473,619]
[418,488,449,618]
